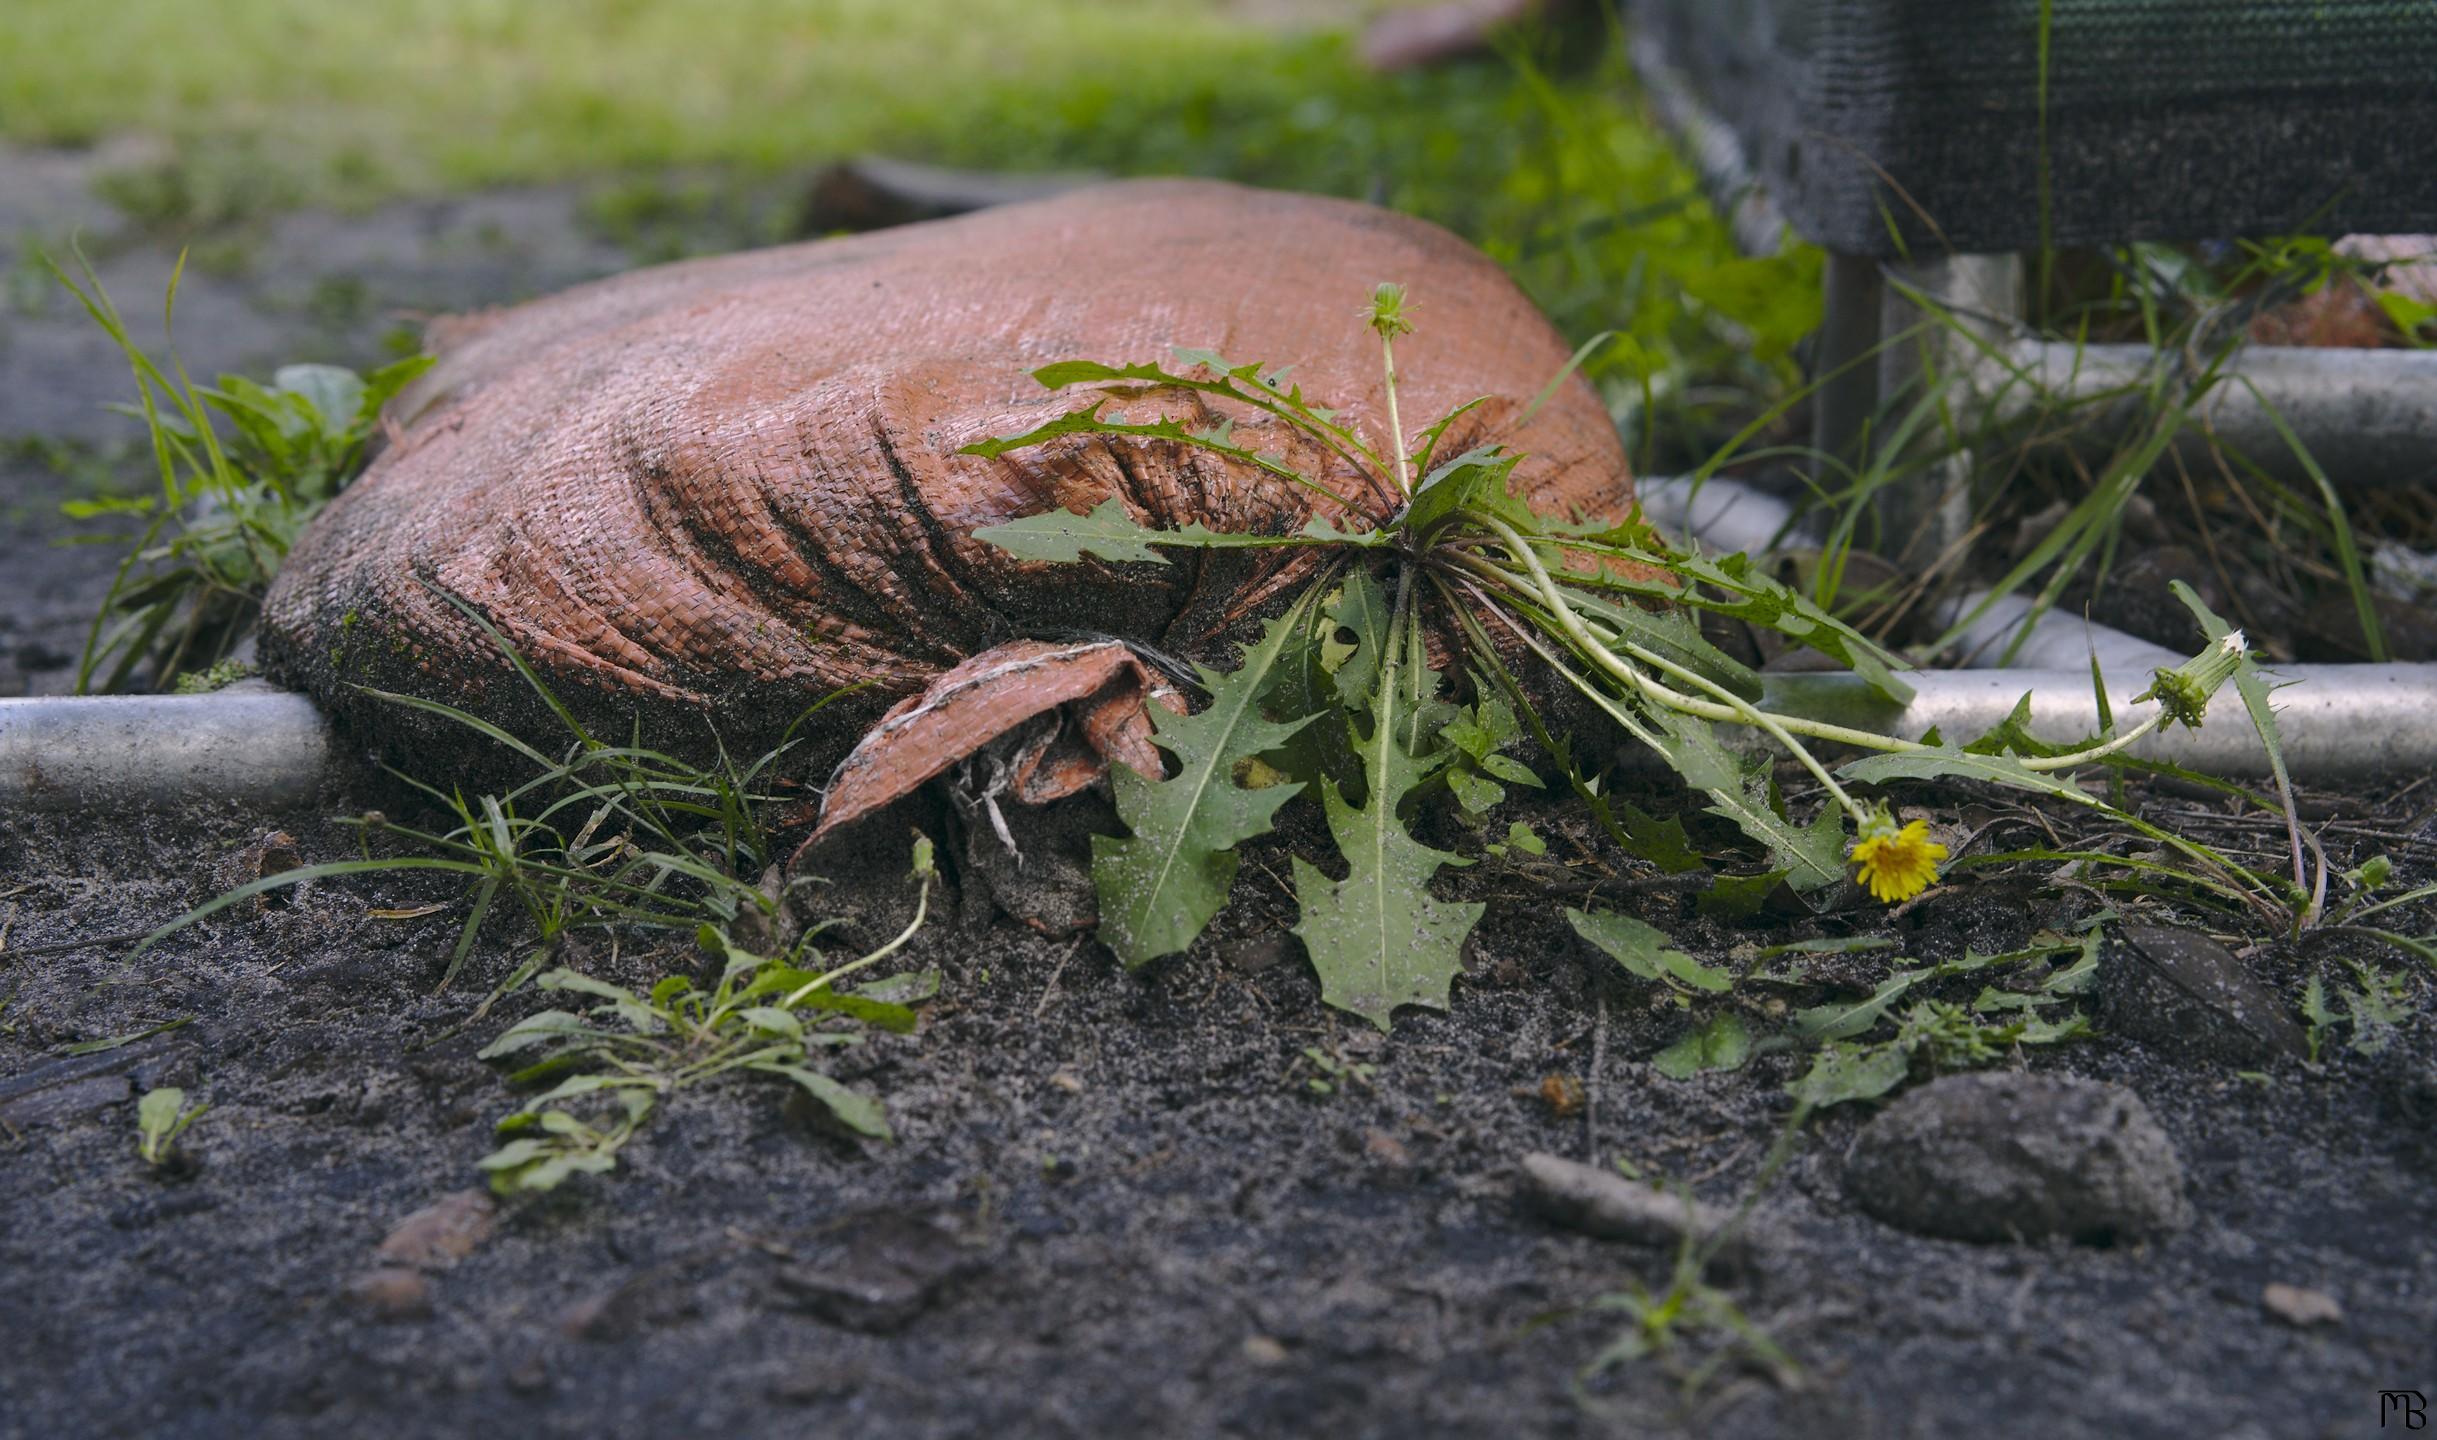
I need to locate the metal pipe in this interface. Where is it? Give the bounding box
[1743,664,2437,781]
[1635,473,1807,556]
[1969,338,2437,486]
[2,661,2427,811]
[1643,472,2181,673]
[1932,590,2184,672]
[0,683,337,812]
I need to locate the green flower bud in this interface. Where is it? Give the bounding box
[1364,282,1413,339]
[2136,630,2247,729]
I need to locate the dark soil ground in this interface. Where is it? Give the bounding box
[4,142,2434,1439]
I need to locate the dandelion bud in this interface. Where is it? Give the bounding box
[1364,282,1413,339]
[2136,630,2247,730]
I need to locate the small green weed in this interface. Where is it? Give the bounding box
[2302,957,2418,1063]
[46,252,430,691]
[1298,1044,1379,1097]
[134,1085,208,1168]
[476,839,935,1195]
[134,598,935,1195]
[1782,932,2097,1108]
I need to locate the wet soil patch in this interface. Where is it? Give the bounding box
[4,794,2433,1439]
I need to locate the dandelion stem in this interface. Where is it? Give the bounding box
[1381,333,1410,498]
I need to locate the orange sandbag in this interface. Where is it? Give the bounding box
[260,180,1634,768]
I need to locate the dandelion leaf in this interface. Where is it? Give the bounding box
[1094,599,1318,967]
[1292,645,1483,1030]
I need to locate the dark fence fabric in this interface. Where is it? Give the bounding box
[1631,0,2437,256]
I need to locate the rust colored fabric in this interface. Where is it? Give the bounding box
[808,639,1182,845]
[260,180,1635,768]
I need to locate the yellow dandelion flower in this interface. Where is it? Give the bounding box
[1848,817,1947,904]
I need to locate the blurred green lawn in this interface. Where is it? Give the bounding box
[0,0,1816,464]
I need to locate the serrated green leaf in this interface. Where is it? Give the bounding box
[1789,1040,1913,1108]
[1266,570,1360,792]
[983,351,1386,505]
[1410,395,1491,474]
[1401,444,1529,540]
[1648,709,1843,891]
[1792,970,1924,1042]
[1653,1013,1752,1079]
[973,495,1380,566]
[1053,349,1373,457]
[1293,608,1483,1029]
[1095,594,1320,967]
[1329,568,1391,709]
[1960,691,2082,759]
[1552,544,1913,703]
[1566,908,1731,993]
[974,496,1172,564]
[1613,800,1707,874]
[2301,974,2335,1061]
[1563,586,1763,704]
[1694,869,1789,921]
[2044,927,2103,994]
[1839,743,2102,807]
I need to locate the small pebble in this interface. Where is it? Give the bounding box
[2261,1283,2343,1328]
[344,1266,432,1321]
[375,1189,496,1270]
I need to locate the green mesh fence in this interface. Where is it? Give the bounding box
[1631,0,2437,255]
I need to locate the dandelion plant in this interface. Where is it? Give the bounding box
[969,285,2262,1026]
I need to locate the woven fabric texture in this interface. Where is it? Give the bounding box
[260,180,1634,768]
[1632,0,2437,255]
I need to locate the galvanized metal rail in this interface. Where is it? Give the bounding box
[12,659,2437,815]
[1630,22,2437,784]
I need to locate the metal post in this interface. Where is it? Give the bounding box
[1873,253,2027,569]
[1811,252,1884,480]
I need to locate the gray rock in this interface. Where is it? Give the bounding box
[772,1212,985,1334]
[1844,1073,2190,1244]
[2099,924,2306,1064]
[0,1073,131,1128]
[0,1033,189,1129]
